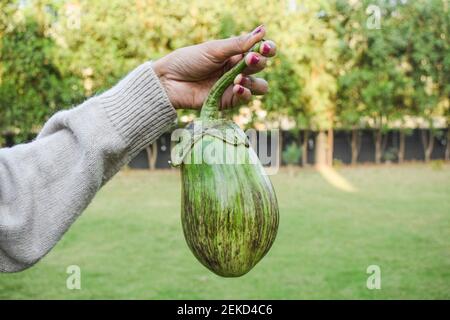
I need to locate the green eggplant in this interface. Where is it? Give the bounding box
[171,42,279,277]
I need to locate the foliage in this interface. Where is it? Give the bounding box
[0,1,83,143]
[265,0,339,130]
[335,0,448,132]
[282,142,302,165]
[396,0,450,125]
[382,147,398,162]
[0,0,448,144]
[260,53,301,126]
[335,0,409,131]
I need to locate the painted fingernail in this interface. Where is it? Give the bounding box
[237,85,245,94]
[252,25,264,35]
[262,43,271,54]
[239,76,248,85]
[249,54,260,65]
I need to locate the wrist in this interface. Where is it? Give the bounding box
[152,58,179,109]
[152,58,165,78]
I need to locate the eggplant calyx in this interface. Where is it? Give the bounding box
[171,120,249,167]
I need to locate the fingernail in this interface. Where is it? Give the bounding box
[249,54,260,65]
[237,85,245,94]
[239,76,248,85]
[262,43,271,54]
[252,25,264,35]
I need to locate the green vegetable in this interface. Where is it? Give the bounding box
[172,42,279,277]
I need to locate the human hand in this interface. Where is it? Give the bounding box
[152,25,276,110]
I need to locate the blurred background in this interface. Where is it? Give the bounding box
[0,0,449,299]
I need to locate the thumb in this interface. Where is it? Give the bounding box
[213,25,266,59]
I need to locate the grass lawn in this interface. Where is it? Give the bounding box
[1,164,449,299]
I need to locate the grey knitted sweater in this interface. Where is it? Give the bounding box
[0,62,177,272]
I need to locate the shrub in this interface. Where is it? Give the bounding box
[383,147,398,163]
[282,142,302,166]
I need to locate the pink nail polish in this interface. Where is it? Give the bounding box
[249,54,260,65]
[239,76,247,85]
[237,86,245,94]
[252,25,264,35]
[262,43,271,54]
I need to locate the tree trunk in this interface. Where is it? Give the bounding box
[445,128,450,162]
[315,131,328,167]
[300,130,309,167]
[146,142,158,170]
[327,128,334,166]
[374,129,385,164]
[398,130,405,164]
[421,129,434,163]
[350,128,360,166]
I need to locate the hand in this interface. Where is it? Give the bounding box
[152,25,277,110]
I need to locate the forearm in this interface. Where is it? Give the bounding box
[0,62,176,272]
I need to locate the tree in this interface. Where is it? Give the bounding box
[334,0,372,165]
[397,0,449,162]
[0,1,83,143]
[259,1,339,167]
[287,1,339,167]
[282,141,302,175]
[2,0,448,167]
[260,53,302,165]
[335,0,413,164]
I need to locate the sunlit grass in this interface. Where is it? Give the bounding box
[1,164,449,299]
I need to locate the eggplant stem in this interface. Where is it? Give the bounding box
[200,41,262,120]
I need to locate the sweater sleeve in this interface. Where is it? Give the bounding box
[0,62,177,272]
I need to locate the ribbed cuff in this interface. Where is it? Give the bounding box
[99,61,177,157]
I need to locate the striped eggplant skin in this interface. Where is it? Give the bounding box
[179,122,279,277]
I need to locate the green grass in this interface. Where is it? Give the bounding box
[1,164,449,299]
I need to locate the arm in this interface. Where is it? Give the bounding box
[0,62,176,272]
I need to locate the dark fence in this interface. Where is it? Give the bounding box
[129,128,449,169]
